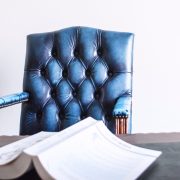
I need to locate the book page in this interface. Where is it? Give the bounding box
[24,117,97,156]
[34,121,161,180]
[0,131,55,165]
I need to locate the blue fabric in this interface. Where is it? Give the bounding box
[20,26,134,135]
[0,92,29,108]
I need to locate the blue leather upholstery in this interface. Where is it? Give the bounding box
[113,96,131,117]
[19,27,134,135]
[0,92,29,108]
[0,27,134,135]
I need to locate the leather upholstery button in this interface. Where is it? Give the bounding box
[51,90,56,98]
[74,48,79,58]
[72,91,77,97]
[62,69,68,78]
[81,115,86,119]
[37,112,42,119]
[97,48,103,57]
[52,51,57,57]
[41,69,46,76]
[105,114,110,120]
[59,111,65,119]
[94,91,100,100]
[85,69,91,77]
[108,70,113,77]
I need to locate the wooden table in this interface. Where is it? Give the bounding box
[1,133,180,179]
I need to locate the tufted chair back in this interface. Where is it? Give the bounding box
[20,27,134,135]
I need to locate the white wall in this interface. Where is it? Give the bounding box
[0,0,180,135]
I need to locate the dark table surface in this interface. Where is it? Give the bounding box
[1,133,180,180]
[1,132,180,147]
[120,133,180,180]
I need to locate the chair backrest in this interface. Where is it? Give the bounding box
[20,26,134,135]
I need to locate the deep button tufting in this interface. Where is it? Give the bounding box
[97,48,103,57]
[52,50,57,57]
[94,90,100,100]
[81,114,86,119]
[20,27,134,135]
[51,90,56,98]
[85,69,91,77]
[59,111,65,120]
[74,48,79,58]
[62,69,68,78]
[105,114,111,120]
[108,70,113,77]
[41,68,46,76]
[72,90,77,97]
[37,112,42,120]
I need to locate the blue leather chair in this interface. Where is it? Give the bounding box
[0,27,134,135]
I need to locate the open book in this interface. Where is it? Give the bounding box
[0,117,161,180]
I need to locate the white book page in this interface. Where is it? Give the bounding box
[0,131,55,165]
[24,117,97,156]
[35,121,161,180]
[97,122,162,157]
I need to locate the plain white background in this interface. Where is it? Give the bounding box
[0,0,180,135]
